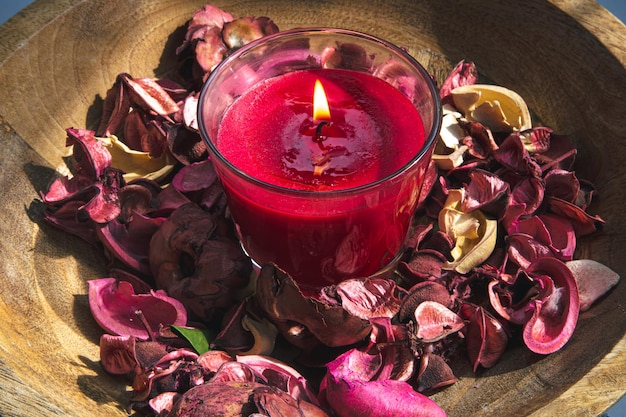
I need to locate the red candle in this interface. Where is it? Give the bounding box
[198,28,441,292]
[214,68,426,290]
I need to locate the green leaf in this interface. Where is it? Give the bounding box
[170,325,213,354]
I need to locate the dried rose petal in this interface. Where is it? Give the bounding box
[99,334,137,375]
[534,133,577,172]
[119,73,180,118]
[506,233,553,269]
[254,263,372,348]
[167,381,263,417]
[398,281,452,323]
[439,60,478,103]
[462,169,510,219]
[413,301,465,342]
[518,126,552,153]
[209,361,256,383]
[167,124,208,165]
[196,350,233,373]
[416,353,458,392]
[566,259,620,312]
[547,196,605,237]
[88,278,187,340]
[544,169,580,203]
[96,213,165,276]
[459,303,508,371]
[236,355,319,405]
[194,25,229,73]
[330,277,404,319]
[539,213,576,260]
[523,257,580,354]
[493,134,542,177]
[253,385,330,417]
[325,376,446,417]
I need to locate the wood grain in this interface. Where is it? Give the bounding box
[0,0,624,416]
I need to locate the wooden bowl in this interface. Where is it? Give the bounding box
[0,1,624,416]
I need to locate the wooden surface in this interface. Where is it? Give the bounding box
[0,0,624,416]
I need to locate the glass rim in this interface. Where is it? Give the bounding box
[197,27,443,197]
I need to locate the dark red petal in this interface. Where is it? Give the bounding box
[97,213,165,276]
[99,334,138,375]
[507,233,553,269]
[539,213,577,260]
[460,303,508,371]
[333,278,403,320]
[544,169,580,203]
[462,168,511,218]
[398,281,452,323]
[547,196,605,237]
[416,353,458,392]
[493,134,541,177]
[511,176,544,215]
[42,200,99,245]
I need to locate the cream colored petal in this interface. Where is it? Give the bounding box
[451,84,532,132]
[98,135,176,183]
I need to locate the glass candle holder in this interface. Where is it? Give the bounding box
[198,28,442,293]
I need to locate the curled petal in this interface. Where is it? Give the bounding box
[439,189,498,274]
[547,196,605,237]
[88,278,187,340]
[119,73,180,118]
[99,134,176,183]
[544,169,580,203]
[523,257,580,354]
[97,213,165,276]
[539,213,577,260]
[236,355,319,405]
[439,60,478,103]
[462,169,510,218]
[511,176,545,216]
[519,126,553,153]
[66,128,112,179]
[416,353,458,392]
[493,134,542,177]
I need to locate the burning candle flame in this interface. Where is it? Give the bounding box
[313,80,331,122]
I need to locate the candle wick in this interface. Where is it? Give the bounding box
[314,121,330,149]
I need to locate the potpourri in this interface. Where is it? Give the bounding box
[37,4,621,417]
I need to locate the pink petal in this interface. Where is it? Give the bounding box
[325,377,446,417]
[88,278,187,340]
[523,257,580,354]
[413,301,464,342]
[566,259,620,312]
